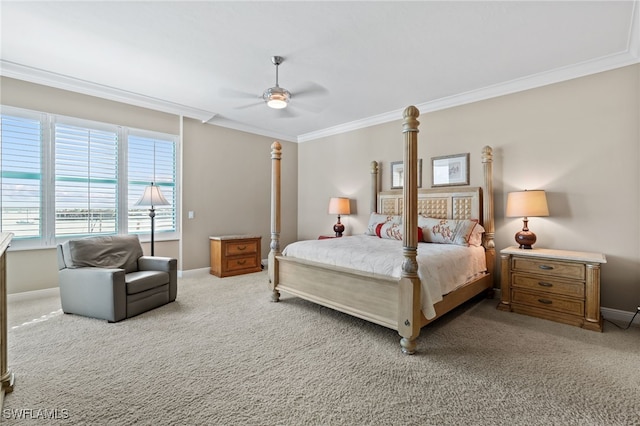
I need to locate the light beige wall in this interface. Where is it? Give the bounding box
[0,77,298,293]
[1,77,178,134]
[180,119,298,271]
[298,64,640,312]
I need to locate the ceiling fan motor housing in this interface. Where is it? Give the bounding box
[263,86,291,109]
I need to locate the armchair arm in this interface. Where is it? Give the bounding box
[58,267,127,322]
[138,256,175,272]
[138,256,178,302]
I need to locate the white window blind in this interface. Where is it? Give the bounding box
[0,113,42,239]
[128,134,177,234]
[54,122,119,237]
[0,105,179,248]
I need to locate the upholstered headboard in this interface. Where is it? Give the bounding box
[377,187,483,224]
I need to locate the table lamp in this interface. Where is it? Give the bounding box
[506,189,549,249]
[328,197,350,237]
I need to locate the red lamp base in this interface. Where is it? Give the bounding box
[515,230,536,249]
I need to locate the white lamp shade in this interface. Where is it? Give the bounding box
[328,197,351,215]
[506,190,549,218]
[135,183,170,207]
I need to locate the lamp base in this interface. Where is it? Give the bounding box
[333,222,345,238]
[515,230,536,249]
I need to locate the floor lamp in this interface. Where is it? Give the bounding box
[135,182,170,256]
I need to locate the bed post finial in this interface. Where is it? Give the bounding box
[402,106,420,133]
[269,141,282,302]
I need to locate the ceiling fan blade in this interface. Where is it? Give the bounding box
[292,82,329,98]
[219,87,260,100]
[234,101,264,110]
[277,107,298,118]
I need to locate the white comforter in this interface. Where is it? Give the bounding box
[281,235,487,319]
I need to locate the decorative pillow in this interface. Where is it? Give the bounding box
[375,222,424,242]
[365,213,402,236]
[419,217,479,246]
[468,223,485,247]
[376,221,403,240]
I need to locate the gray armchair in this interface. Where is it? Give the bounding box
[57,235,177,322]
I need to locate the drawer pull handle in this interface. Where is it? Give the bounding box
[237,260,247,265]
[538,298,553,305]
[237,245,247,251]
[538,281,553,287]
[538,265,554,270]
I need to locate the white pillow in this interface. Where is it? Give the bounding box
[365,213,402,236]
[419,216,481,247]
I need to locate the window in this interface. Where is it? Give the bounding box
[0,106,179,248]
[0,111,43,240]
[128,133,177,235]
[54,121,119,237]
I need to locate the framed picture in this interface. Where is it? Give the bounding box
[431,153,470,187]
[390,159,422,189]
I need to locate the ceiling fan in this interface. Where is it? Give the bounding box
[263,56,290,109]
[221,56,327,113]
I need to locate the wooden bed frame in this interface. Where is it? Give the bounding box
[268,106,495,354]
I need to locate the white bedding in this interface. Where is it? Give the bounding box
[281,235,487,319]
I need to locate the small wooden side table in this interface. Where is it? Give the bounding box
[498,246,606,331]
[318,235,341,240]
[210,235,262,278]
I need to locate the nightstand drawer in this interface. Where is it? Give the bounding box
[225,240,258,256]
[512,257,584,281]
[512,274,584,298]
[512,289,584,316]
[225,255,259,272]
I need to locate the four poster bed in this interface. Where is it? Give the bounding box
[268,106,495,354]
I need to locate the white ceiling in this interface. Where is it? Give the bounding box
[1,1,639,142]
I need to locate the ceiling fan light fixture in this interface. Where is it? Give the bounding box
[263,86,290,109]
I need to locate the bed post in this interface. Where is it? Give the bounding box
[398,106,421,355]
[370,161,379,214]
[481,146,496,282]
[268,141,282,302]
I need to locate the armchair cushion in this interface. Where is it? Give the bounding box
[126,271,170,295]
[60,235,143,273]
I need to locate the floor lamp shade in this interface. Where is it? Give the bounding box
[135,182,170,255]
[328,197,351,237]
[506,190,549,249]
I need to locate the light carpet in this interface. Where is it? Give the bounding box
[3,271,639,425]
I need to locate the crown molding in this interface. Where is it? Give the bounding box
[629,0,640,58]
[3,30,638,146]
[298,49,640,143]
[207,117,296,143]
[0,60,217,123]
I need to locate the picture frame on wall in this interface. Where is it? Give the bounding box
[431,153,470,187]
[390,159,422,189]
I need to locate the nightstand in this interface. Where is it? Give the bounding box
[318,235,341,240]
[498,246,606,331]
[209,235,262,278]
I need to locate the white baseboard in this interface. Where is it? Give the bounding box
[8,287,59,302]
[178,267,210,279]
[601,306,640,328]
